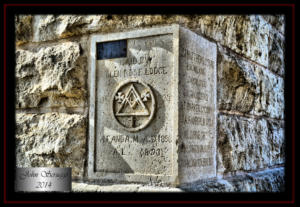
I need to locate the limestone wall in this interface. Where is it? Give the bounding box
[15,15,285,192]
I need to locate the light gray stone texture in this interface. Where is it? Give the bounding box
[268,28,285,76]
[16,41,86,108]
[193,15,270,67]
[217,45,284,119]
[32,15,107,42]
[16,113,86,178]
[181,167,284,192]
[72,183,182,192]
[262,15,285,34]
[22,15,272,67]
[217,115,285,175]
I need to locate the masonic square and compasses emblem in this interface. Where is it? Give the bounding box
[112,79,156,132]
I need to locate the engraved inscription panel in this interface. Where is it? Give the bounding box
[89,25,217,185]
[95,34,174,175]
[178,27,217,183]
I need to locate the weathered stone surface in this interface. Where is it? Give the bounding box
[252,62,285,119]
[14,15,286,191]
[193,15,270,67]
[15,15,33,45]
[217,115,284,174]
[262,15,285,76]
[268,28,285,76]
[32,15,105,42]
[32,15,169,42]
[16,41,86,108]
[27,15,270,66]
[262,15,285,34]
[72,183,182,192]
[217,45,284,119]
[181,167,284,192]
[72,167,284,192]
[16,113,86,178]
[217,45,257,114]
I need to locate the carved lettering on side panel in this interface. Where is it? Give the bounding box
[179,27,216,183]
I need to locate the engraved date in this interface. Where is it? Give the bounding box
[140,148,164,157]
[35,181,52,189]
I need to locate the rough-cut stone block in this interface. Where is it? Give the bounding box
[262,15,285,34]
[252,64,285,119]
[32,15,106,42]
[181,167,284,192]
[195,15,270,67]
[15,15,32,45]
[217,45,284,119]
[217,115,285,175]
[268,28,285,76]
[88,25,217,186]
[217,45,258,114]
[31,15,169,42]
[28,15,270,67]
[16,42,86,108]
[16,113,86,178]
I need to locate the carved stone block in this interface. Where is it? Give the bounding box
[88,25,217,186]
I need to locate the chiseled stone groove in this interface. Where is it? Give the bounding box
[16,107,87,114]
[220,163,285,178]
[218,109,285,122]
[218,43,284,78]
